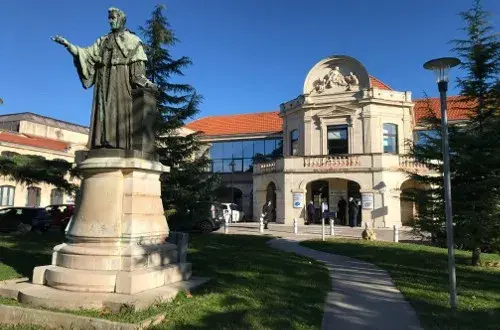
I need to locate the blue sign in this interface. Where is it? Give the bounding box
[292,192,304,208]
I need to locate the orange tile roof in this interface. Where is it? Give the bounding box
[369,76,392,90]
[187,82,473,136]
[0,131,70,152]
[413,96,474,124]
[185,111,282,137]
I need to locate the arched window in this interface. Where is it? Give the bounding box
[26,187,41,207]
[290,129,299,156]
[0,185,15,206]
[50,188,64,205]
[383,123,398,153]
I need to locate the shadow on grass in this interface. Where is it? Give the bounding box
[153,234,330,329]
[302,239,500,330]
[0,232,330,329]
[0,232,62,280]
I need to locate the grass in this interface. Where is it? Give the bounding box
[0,231,330,329]
[301,238,500,330]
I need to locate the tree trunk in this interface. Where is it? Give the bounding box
[471,247,481,266]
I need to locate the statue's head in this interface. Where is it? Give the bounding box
[108,7,126,31]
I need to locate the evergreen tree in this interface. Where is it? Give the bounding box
[449,0,500,265]
[0,155,77,193]
[140,5,218,227]
[408,0,500,265]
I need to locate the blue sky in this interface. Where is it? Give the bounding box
[0,0,498,127]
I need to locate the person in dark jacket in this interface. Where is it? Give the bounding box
[261,201,272,229]
[337,196,347,225]
[348,197,359,227]
[306,201,316,225]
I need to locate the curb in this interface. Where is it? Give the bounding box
[0,304,165,330]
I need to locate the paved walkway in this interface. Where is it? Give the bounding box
[268,238,422,330]
[219,222,424,243]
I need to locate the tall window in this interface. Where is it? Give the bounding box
[383,123,398,153]
[0,186,15,206]
[290,130,299,156]
[50,188,64,205]
[26,187,41,207]
[209,138,283,173]
[327,125,348,155]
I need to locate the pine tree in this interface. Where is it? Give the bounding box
[408,0,500,265]
[139,5,219,228]
[450,0,500,265]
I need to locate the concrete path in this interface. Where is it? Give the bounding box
[221,222,424,243]
[268,238,422,330]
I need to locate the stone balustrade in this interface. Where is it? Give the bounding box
[253,154,435,175]
[303,155,362,168]
[398,156,429,173]
[254,160,278,174]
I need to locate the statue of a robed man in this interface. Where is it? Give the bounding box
[52,7,157,151]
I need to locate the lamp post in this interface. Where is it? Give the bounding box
[229,159,236,223]
[423,57,461,310]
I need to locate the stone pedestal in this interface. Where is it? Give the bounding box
[0,155,209,311]
[33,156,191,295]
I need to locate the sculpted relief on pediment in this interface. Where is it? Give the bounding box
[312,66,360,94]
[303,55,370,96]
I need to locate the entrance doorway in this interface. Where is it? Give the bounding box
[347,181,362,227]
[306,178,361,226]
[307,180,329,223]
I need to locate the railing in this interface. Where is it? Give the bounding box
[303,155,362,168]
[253,154,433,175]
[254,160,277,174]
[398,156,429,173]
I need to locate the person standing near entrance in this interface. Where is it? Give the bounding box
[321,199,329,223]
[348,197,359,227]
[306,200,315,225]
[261,200,272,229]
[337,196,347,225]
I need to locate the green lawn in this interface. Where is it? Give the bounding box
[301,238,500,330]
[0,232,330,329]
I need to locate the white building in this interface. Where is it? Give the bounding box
[186,55,471,227]
[0,113,88,207]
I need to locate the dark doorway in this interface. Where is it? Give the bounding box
[266,182,277,222]
[309,180,329,223]
[347,181,362,226]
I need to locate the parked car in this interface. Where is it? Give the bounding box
[44,204,75,232]
[221,203,245,222]
[167,202,223,234]
[0,207,52,233]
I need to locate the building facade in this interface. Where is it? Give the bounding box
[186,55,470,227]
[0,113,88,208]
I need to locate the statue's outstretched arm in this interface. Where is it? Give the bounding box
[51,35,78,56]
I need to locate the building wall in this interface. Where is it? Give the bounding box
[0,120,84,208]
[253,168,411,227]
[19,121,88,146]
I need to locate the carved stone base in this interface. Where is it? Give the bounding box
[29,156,193,295]
[0,277,209,312]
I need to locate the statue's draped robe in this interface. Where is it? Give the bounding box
[73,30,150,149]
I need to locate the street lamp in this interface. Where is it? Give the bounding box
[229,159,236,223]
[423,56,461,310]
